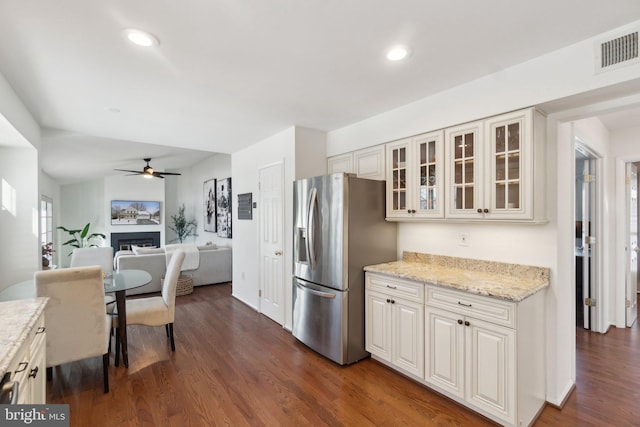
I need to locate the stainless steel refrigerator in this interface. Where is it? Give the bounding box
[292,173,397,365]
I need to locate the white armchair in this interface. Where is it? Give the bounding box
[114,250,186,365]
[35,266,112,393]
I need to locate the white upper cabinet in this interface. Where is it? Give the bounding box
[444,121,484,219]
[445,108,546,221]
[327,152,354,174]
[327,144,385,180]
[386,131,444,219]
[354,145,385,180]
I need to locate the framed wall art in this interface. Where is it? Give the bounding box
[203,178,216,232]
[216,177,232,238]
[111,200,161,225]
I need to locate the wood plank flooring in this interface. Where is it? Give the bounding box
[47,284,639,426]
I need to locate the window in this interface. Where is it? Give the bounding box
[40,195,53,248]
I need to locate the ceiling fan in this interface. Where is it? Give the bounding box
[115,158,181,179]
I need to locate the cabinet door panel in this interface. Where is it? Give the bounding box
[425,307,464,397]
[386,140,413,218]
[365,292,391,361]
[328,153,354,174]
[445,121,484,219]
[392,299,424,377]
[355,145,385,180]
[466,318,515,423]
[414,131,444,218]
[485,109,533,219]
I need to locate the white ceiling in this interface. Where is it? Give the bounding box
[1,0,640,183]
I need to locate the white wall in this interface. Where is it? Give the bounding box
[168,153,232,246]
[0,146,39,291]
[0,72,41,292]
[231,126,326,329]
[231,127,295,313]
[105,174,165,248]
[327,21,640,157]
[58,179,106,266]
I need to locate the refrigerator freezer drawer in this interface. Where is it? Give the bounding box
[292,278,348,365]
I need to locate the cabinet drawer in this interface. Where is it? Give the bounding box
[366,273,424,303]
[425,286,515,328]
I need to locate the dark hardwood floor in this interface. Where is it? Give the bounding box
[47,284,639,426]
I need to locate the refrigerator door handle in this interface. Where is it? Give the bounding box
[307,187,318,270]
[296,282,336,299]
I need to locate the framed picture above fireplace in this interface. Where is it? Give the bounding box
[111,200,161,225]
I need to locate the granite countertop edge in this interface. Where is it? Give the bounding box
[364,260,550,303]
[0,298,48,379]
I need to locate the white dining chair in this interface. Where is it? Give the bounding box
[35,266,112,393]
[70,246,116,308]
[113,250,186,365]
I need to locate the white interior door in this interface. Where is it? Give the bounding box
[258,161,284,325]
[626,163,638,327]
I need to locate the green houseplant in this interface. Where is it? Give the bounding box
[169,204,198,243]
[57,223,106,249]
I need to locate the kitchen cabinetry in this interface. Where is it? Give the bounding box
[386,131,444,219]
[5,311,46,404]
[365,269,546,427]
[327,144,385,180]
[365,273,424,377]
[425,291,515,423]
[445,108,546,221]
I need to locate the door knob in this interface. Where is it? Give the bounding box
[274,250,282,256]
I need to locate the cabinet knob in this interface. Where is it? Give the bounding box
[477,209,483,214]
[457,319,463,325]
[464,321,470,326]
[386,299,390,303]
[390,299,395,304]
[483,208,489,214]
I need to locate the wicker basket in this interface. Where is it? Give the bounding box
[175,274,194,296]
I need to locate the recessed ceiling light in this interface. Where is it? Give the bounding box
[123,29,159,47]
[386,45,410,61]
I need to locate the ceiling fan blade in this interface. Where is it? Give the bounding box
[155,171,181,176]
[114,169,143,174]
[152,172,165,179]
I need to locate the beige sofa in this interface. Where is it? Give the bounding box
[114,245,232,295]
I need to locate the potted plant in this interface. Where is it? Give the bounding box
[42,242,55,267]
[57,223,106,249]
[168,204,198,243]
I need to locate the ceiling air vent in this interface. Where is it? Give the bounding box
[596,30,639,72]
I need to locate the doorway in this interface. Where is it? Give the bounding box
[575,142,599,330]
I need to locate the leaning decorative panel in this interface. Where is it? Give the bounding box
[203,178,216,232]
[216,177,232,238]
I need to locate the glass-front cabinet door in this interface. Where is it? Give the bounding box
[386,132,444,219]
[445,121,483,219]
[386,138,412,218]
[485,109,533,220]
[414,131,444,218]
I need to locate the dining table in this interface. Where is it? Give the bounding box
[0,268,151,369]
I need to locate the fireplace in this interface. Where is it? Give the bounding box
[111,232,161,253]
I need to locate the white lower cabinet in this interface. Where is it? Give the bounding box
[6,311,46,404]
[365,273,423,378]
[426,306,515,424]
[365,272,545,427]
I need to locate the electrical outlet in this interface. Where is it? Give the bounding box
[458,232,470,246]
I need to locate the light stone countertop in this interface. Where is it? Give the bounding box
[364,252,550,302]
[0,298,48,379]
